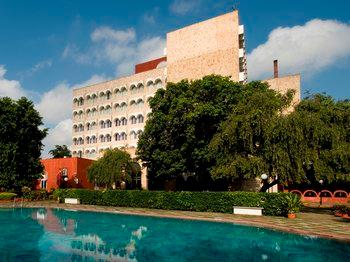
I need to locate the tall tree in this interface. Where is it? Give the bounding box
[264,94,350,190]
[209,82,294,190]
[0,97,47,191]
[210,93,350,191]
[137,75,245,189]
[88,149,141,189]
[49,145,72,158]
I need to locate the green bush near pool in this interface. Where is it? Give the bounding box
[53,189,296,216]
[0,192,17,200]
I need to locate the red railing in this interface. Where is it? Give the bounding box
[290,190,350,204]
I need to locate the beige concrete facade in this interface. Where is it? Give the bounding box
[264,74,301,110]
[167,11,246,83]
[71,10,300,189]
[72,67,166,161]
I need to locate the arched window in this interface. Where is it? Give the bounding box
[73,98,78,106]
[86,136,90,144]
[78,97,84,106]
[105,105,112,114]
[100,135,105,143]
[73,138,77,145]
[115,118,121,126]
[137,98,144,105]
[137,114,144,123]
[146,80,154,87]
[73,125,78,132]
[120,102,127,110]
[106,91,111,100]
[155,79,162,88]
[130,116,137,124]
[100,120,105,129]
[106,119,112,128]
[121,132,127,140]
[137,83,144,90]
[78,124,84,132]
[130,131,137,140]
[106,134,111,142]
[130,84,136,92]
[121,117,127,125]
[115,133,121,141]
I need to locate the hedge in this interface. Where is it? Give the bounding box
[53,189,295,216]
[0,192,17,200]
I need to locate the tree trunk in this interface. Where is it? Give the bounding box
[259,178,280,192]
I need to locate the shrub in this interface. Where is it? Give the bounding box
[23,189,50,201]
[0,192,17,200]
[332,205,350,216]
[54,189,295,216]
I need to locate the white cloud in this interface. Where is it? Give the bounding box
[91,27,135,43]
[29,59,52,75]
[35,82,72,126]
[36,74,108,126]
[37,74,108,158]
[170,0,201,15]
[41,118,72,158]
[248,19,350,80]
[63,27,166,76]
[0,65,27,99]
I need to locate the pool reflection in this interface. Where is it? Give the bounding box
[32,208,147,261]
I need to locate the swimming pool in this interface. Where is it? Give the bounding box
[0,208,349,261]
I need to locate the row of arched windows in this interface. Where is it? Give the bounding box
[73,78,163,106]
[100,120,112,129]
[73,124,84,132]
[130,115,144,124]
[73,130,143,145]
[74,115,144,132]
[73,145,138,157]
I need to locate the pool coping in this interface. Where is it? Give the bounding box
[2,201,350,244]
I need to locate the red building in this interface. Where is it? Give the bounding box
[37,157,95,191]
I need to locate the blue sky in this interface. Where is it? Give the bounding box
[0,0,349,155]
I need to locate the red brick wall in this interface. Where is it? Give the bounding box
[135,56,167,74]
[37,157,94,191]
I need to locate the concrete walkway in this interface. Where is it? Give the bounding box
[1,201,349,243]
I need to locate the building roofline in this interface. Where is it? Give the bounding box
[262,73,301,82]
[166,10,238,36]
[72,67,165,92]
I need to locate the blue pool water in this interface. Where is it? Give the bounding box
[0,208,349,261]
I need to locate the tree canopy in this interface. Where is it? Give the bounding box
[0,97,47,191]
[88,149,141,189]
[49,145,72,158]
[211,93,350,191]
[137,75,248,189]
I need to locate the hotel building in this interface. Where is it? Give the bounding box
[71,11,300,188]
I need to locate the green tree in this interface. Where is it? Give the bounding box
[88,149,141,189]
[0,97,47,191]
[210,93,350,191]
[49,145,72,158]
[264,94,350,189]
[209,82,294,190]
[137,75,246,190]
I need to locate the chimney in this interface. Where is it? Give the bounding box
[273,59,279,78]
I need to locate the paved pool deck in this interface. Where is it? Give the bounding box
[1,201,349,243]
